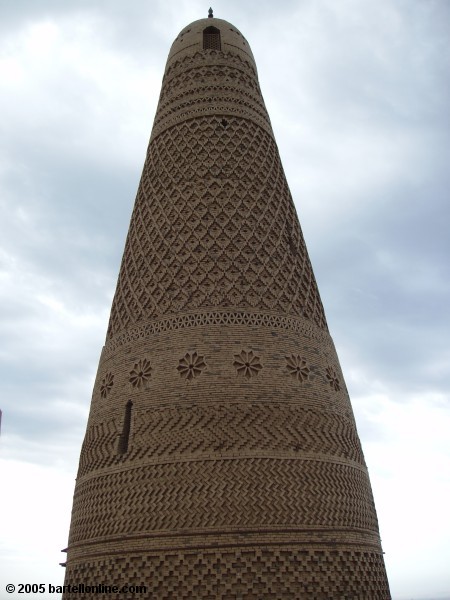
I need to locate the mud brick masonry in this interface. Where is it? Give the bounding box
[62,13,391,599]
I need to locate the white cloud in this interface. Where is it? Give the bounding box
[0,459,74,598]
[358,393,450,597]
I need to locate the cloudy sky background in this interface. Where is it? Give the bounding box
[0,0,449,598]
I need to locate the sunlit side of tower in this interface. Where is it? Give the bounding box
[63,13,390,599]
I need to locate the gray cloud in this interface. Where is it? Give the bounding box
[0,1,449,597]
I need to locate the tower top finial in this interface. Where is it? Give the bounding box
[208,7,213,18]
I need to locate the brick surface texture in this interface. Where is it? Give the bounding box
[63,16,391,599]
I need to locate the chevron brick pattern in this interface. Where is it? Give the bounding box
[69,459,377,544]
[78,404,364,478]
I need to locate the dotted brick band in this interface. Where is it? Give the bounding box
[103,310,330,357]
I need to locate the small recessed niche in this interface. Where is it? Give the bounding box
[117,400,133,455]
[203,26,221,51]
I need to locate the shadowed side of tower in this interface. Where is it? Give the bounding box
[63,16,391,599]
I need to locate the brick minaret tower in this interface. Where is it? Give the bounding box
[63,13,390,599]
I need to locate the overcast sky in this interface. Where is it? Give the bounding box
[0,1,449,598]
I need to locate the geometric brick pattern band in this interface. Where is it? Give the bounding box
[69,459,378,544]
[107,92,327,339]
[77,404,366,478]
[103,309,330,356]
[64,547,390,600]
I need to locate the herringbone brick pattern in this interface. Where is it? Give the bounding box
[78,404,364,477]
[69,460,377,544]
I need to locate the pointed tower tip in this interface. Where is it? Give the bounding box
[208,7,213,18]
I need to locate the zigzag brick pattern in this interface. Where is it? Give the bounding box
[69,460,377,543]
[63,16,390,599]
[77,404,365,477]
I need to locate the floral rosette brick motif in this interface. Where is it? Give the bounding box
[177,352,206,381]
[99,372,114,398]
[286,354,310,382]
[129,358,152,389]
[233,350,263,379]
[326,366,341,391]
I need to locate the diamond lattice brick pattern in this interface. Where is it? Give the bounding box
[107,117,327,338]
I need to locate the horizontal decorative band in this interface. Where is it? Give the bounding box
[103,310,330,357]
[68,525,382,553]
[150,103,273,141]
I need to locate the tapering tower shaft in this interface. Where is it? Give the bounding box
[63,16,390,599]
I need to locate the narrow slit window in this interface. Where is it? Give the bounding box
[118,400,133,455]
[203,26,221,51]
